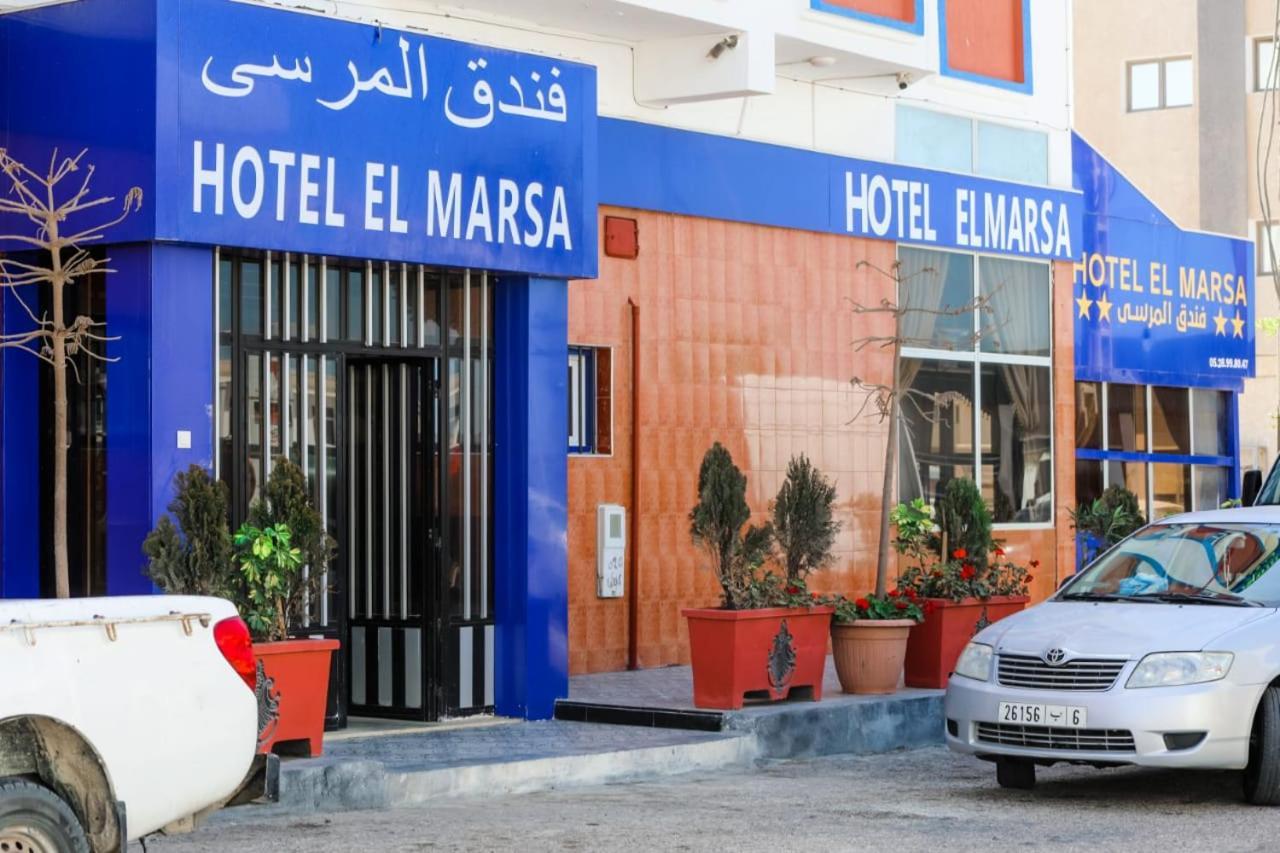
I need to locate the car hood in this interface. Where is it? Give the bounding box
[979,600,1277,658]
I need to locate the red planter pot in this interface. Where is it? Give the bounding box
[253,638,340,757]
[682,606,833,710]
[904,596,1028,689]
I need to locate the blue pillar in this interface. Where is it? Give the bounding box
[106,243,213,595]
[493,275,569,720]
[0,287,40,598]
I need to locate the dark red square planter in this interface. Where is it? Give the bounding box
[904,596,1027,689]
[682,606,833,710]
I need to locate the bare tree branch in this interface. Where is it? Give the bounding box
[0,147,142,598]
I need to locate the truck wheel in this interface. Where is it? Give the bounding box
[1245,685,1280,805]
[996,758,1036,790]
[0,779,90,853]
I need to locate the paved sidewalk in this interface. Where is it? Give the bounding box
[568,657,945,758]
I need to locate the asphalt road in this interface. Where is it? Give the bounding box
[140,747,1280,852]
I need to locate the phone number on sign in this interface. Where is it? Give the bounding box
[1209,357,1249,370]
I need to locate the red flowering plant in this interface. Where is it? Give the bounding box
[888,479,1034,603]
[830,589,924,623]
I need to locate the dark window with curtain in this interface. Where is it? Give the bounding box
[897,248,1052,524]
[1076,381,1102,450]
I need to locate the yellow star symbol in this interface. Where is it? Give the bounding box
[1232,311,1246,338]
[1096,292,1113,322]
[1213,308,1228,336]
[1076,291,1094,320]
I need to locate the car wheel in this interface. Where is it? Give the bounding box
[996,758,1036,790]
[0,778,90,853]
[1245,685,1280,805]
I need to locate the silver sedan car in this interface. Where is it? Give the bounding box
[945,507,1280,803]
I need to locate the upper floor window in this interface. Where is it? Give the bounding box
[1257,38,1277,91]
[895,105,1048,185]
[1258,221,1280,274]
[569,345,612,455]
[1127,57,1193,112]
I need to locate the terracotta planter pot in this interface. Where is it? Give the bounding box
[682,606,833,710]
[904,596,1028,689]
[253,638,340,757]
[831,619,916,695]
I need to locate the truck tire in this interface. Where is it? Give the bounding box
[1245,685,1280,805]
[0,778,90,853]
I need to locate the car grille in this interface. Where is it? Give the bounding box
[997,654,1126,691]
[976,723,1136,753]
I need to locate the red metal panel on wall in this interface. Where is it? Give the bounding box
[823,0,916,23]
[945,0,1024,84]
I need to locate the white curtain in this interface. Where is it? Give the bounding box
[981,258,1050,520]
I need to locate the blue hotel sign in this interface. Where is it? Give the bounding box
[840,166,1077,261]
[599,120,1081,264]
[165,0,598,279]
[1072,133,1255,389]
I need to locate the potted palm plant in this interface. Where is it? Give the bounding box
[829,592,923,694]
[682,445,833,710]
[894,480,1032,689]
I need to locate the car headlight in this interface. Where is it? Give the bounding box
[954,642,994,682]
[1125,652,1234,688]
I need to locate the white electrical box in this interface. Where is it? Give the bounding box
[597,504,626,598]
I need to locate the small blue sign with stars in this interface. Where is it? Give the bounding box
[1072,133,1255,390]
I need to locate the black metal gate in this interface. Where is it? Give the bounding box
[345,358,442,720]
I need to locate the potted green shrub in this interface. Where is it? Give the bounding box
[893,481,1032,689]
[1071,485,1143,571]
[145,460,338,757]
[237,459,338,757]
[682,445,833,710]
[143,464,236,599]
[829,592,923,694]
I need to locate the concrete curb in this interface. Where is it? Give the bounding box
[274,733,758,813]
[724,692,945,759]
[386,736,759,804]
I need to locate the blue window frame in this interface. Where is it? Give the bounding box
[937,0,1034,95]
[809,0,925,35]
[569,346,596,454]
[1074,382,1239,521]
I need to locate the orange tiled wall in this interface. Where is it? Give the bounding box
[567,209,1075,675]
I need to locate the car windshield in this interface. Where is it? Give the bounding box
[1061,523,1280,606]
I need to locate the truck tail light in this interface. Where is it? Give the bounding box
[213,616,257,693]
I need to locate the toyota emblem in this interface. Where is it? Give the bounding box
[1044,648,1067,666]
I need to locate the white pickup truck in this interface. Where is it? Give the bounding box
[0,595,264,852]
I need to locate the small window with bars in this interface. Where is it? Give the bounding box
[568,345,612,455]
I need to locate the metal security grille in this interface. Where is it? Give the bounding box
[976,723,1136,753]
[214,250,494,723]
[997,655,1127,691]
